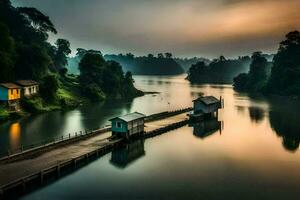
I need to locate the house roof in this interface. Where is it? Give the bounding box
[109,112,146,122]
[0,83,22,89]
[15,80,39,86]
[193,96,220,105]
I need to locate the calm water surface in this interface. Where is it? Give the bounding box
[1,75,300,199]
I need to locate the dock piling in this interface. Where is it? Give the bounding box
[56,165,60,177]
[40,170,44,184]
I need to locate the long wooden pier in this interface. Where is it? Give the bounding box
[0,108,192,199]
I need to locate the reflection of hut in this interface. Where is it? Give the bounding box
[188,96,223,121]
[110,139,145,169]
[191,118,223,139]
[109,112,146,139]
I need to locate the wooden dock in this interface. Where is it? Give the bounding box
[0,108,192,199]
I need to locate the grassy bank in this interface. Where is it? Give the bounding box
[0,75,144,123]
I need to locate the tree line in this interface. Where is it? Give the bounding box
[104,53,184,75]
[233,31,300,97]
[186,56,252,84]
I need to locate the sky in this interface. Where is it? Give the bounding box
[12,0,300,58]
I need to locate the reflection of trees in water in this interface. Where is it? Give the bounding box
[248,106,265,123]
[268,99,300,152]
[78,100,133,130]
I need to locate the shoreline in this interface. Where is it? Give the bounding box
[0,90,146,124]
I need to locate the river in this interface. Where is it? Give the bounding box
[1,74,300,199]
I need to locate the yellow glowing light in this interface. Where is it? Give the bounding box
[9,123,21,150]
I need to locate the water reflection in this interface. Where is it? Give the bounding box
[190,117,223,139]
[9,122,21,150]
[248,106,265,124]
[110,139,145,169]
[268,98,300,152]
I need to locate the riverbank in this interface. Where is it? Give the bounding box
[0,84,144,124]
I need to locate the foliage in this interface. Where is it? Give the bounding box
[79,52,142,100]
[233,52,269,92]
[233,30,300,97]
[40,75,59,102]
[267,31,300,96]
[104,53,184,75]
[187,56,252,84]
[0,22,15,82]
[174,57,210,72]
[52,39,71,72]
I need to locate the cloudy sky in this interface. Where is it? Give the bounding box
[12,0,300,58]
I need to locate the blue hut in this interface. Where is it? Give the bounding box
[109,112,146,139]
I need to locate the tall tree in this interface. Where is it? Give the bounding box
[53,38,71,73]
[247,52,268,90]
[268,31,300,95]
[0,22,15,82]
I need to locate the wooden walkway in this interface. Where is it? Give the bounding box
[0,109,191,198]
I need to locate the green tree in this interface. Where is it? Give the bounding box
[0,22,15,82]
[268,31,300,95]
[157,53,164,58]
[53,38,71,72]
[40,75,59,101]
[165,52,172,59]
[233,73,249,91]
[247,51,268,91]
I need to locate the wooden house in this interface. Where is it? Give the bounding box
[188,96,223,121]
[0,83,21,101]
[109,112,146,139]
[15,80,39,97]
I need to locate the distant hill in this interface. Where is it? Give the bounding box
[104,54,184,75]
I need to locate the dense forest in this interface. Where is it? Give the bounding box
[186,56,252,84]
[0,0,142,120]
[234,31,300,97]
[174,57,210,72]
[104,53,184,75]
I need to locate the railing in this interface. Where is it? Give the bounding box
[0,126,111,161]
[0,107,192,161]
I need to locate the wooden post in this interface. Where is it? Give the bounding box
[69,133,71,139]
[73,159,77,168]
[40,170,44,184]
[57,165,60,177]
[61,136,63,141]
[22,178,26,193]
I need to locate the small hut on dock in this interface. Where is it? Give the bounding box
[188,96,223,121]
[109,112,146,139]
